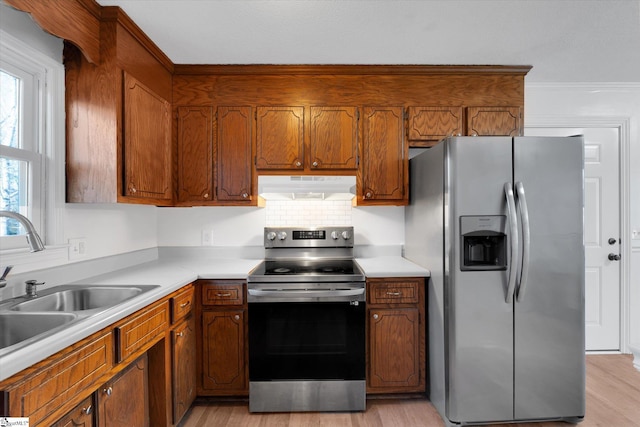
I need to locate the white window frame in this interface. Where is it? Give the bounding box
[0,30,65,268]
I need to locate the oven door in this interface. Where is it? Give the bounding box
[248,300,365,382]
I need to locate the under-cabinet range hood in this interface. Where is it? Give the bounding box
[258,176,356,201]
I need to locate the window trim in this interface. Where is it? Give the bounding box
[0,29,65,269]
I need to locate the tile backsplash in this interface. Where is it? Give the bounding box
[265,200,352,226]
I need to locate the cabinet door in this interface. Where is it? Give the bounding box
[309,106,358,170]
[368,308,420,390]
[123,72,172,202]
[407,106,463,147]
[51,396,94,427]
[172,315,196,424]
[467,106,522,136]
[201,310,247,393]
[217,106,253,202]
[97,355,148,427]
[177,106,213,203]
[360,106,407,204]
[255,106,304,170]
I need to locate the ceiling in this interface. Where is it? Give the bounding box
[96,0,640,82]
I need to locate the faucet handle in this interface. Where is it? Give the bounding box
[0,265,13,288]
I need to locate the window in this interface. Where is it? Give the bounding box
[0,29,64,253]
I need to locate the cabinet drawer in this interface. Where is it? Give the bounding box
[171,285,194,324]
[115,301,169,362]
[369,280,419,304]
[2,331,112,426]
[201,282,244,306]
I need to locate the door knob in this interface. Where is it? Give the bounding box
[608,238,617,245]
[608,253,621,261]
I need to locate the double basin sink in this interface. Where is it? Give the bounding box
[0,284,159,354]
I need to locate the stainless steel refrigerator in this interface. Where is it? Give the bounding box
[405,136,585,425]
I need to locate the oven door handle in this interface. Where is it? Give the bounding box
[248,288,365,298]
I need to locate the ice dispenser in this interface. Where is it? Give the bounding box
[460,216,507,271]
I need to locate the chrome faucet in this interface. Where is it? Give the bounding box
[0,265,13,289]
[0,210,45,252]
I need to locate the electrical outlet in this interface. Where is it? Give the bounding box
[68,238,87,260]
[201,229,214,246]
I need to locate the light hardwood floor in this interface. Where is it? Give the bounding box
[181,355,640,427]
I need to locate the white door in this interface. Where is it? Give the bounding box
[525,127,621,351]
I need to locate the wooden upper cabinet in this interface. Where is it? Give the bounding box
[216,106,253,202]
[359,106,407,205]
[309,106,358,170]
[255,106,304,170]
[123,73,172,202]
[467,106,522,136]
[177,106,213,203]
[407,106,463,147]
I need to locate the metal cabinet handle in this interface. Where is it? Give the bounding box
[203,193,209,199]
[82,405,93,415]
[365,192,373,199]
[386,291,401,296]
[312,161,319,167]
[295,161,302,167]
[104,386,113,396]
[242,192,249,199]
[180,301,190,308]
[372,314,379,320]
[176,331,184,337]
[129,185,137,194]
[216,293,232,297]
[234,314,240,320]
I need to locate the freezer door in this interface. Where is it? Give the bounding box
[513,136,585,420]
[446,137,515,423]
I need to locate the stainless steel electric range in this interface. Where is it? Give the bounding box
[247,226,366,413]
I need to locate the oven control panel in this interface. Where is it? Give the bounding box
[264,227,354,248]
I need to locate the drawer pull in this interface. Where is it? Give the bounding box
[386,291,401,296]
[82,405,93,415]
[216,292,232,297]
[180,301,191,308]
[176,331,184,337]
[103,386,113,396]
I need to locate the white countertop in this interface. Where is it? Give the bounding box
[0,253,428,381]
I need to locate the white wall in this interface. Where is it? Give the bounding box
[525,83,640,355]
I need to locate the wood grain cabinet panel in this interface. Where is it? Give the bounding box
[366,277,426,394]
[309,106,358,170]
[467,106,522,136]
[172,315,196,424]
[97,354,148,427]
[123,72,172,201]
[171,284,195,324]
[201,310,247,393]
[0,331,113,426]
[201,282,244,306]
[407,106,463,147]
[115,301,169,362]
[51,395,95,427]
[360,106,407,205]
[216,106,253,202]
[177,106,214,203]
[255,106,305,170]
[369,308,420,389]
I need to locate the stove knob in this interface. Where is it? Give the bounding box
[341,230,352,240]
[266,232,277,241]
[331,231,340,240]
[277,231,287,241]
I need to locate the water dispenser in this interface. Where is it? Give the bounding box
[460,216,507,271]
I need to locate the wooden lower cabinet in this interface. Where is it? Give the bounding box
[197,280,248,396]
[51,396,95,427]
[97,354,148,427]
[172,314,196,423]
[366,277,426,394]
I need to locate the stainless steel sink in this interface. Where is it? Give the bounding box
[10,285,157,312]
[0,312,77,349]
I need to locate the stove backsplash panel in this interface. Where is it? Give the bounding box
[265,200,352,227]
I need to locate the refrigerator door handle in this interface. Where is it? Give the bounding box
[515,182,531,302]
[504,182,519,303]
